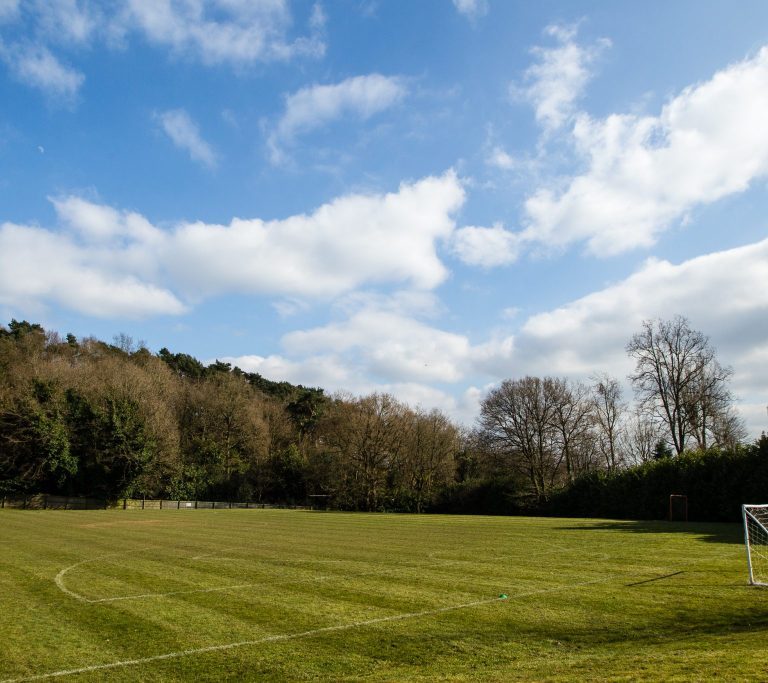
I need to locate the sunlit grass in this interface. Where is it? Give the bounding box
[0,509,766,681]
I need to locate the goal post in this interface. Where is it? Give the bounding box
[669,494,688,522]
[742,504,768,586]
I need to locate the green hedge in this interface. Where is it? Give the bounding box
[545,437,768,522]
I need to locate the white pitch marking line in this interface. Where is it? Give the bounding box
[88,582,264,603]
[54,547,154,603]
[54,547,262,603]
[4,577,615,683]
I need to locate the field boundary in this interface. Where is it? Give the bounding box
[0,495,311,511]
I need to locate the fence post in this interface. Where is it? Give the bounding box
[142,498,145,510]
[177,500,180,509]
[194,500,198,509]
[160,499,163,510]
[123,498,127,510]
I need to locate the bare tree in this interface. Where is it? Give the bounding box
[549,378,595,482]
[627,316,736,455]
[621,409,662,466]
[591,374,625,472]
[682,359,743,449]
[325,393,407,510]
[478,377,565,501]
[402,408,458,512]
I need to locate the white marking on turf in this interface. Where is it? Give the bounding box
[54,548,261,603]
[54,548,154,603]
[6,578,614,682]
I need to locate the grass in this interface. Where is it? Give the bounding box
[0,509,766,681]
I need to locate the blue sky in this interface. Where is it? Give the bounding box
[2,0,768,435]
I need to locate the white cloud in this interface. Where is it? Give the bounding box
[0,42,84,99]
[0,171,464,316]
[451,223,520,268]
[522,46,768,257]
[50,195,162,250]
[217,348,473,421]
[452,0,488,20]
[213,236,768,436]
[514,23,609,132]
[0,222,184,318]
[0,1,323,98]
[115,0,325,65]
[165,170,463,298]
[486,145,516,170]
[157,109,218,168]
[215,352,354,390]
[33,0,98,44]
[512,238,768,436]
[284,309,473,383]
[269,73,407,163]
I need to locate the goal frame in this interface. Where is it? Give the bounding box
[668,494,688,522]
[742,504,768,586]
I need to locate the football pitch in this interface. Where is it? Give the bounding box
[1,509,766,681]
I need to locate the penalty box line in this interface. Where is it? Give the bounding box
[0,578,612,683]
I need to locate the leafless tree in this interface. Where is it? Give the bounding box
[324,393,407,510]
[402,408,458,512]
[627,316,736,454]
[621,408,662,466]
[478,377,565,501]
[550,378,595,482]
[591,374,625,471]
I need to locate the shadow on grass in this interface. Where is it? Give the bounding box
[554,519,743,545]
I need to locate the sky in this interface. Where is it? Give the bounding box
[1,0,768,437]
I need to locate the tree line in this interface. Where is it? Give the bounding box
[0,316,758,517]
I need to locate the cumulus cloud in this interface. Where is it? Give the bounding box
[157,109,217,168]
[0,222,184,318]
[217,346,475,420]
[514,23,609,132]
[165,171,463,298]
[451,223,520,268]
[208,235,768,435]
[284,309,472,383]
[268,73,407,163]
[201,235,768,436]
[0,171,465,317]
[522,46,768,257]
[510,237,768,435]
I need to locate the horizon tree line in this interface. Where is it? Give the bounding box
[0,315,752,509]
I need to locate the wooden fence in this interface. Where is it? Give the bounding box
[0,495,311,511]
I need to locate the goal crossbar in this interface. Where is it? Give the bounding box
[742,504,768,586]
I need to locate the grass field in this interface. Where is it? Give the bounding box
[1,509,766,682]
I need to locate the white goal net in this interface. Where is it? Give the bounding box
[742,504,768,586]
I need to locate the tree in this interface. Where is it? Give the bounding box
[323,393,407,510]
[621,409,662,466]
[400,408,458,512]
[627,316,737,455]
[549,378,595,483]
[478,377,565,502]
[591,374,625,472]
